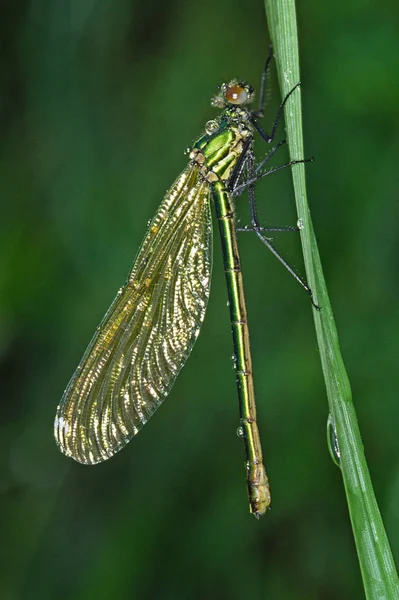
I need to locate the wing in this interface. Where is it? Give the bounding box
[54,163,212,464]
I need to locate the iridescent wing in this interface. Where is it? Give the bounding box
[54,164,212,464]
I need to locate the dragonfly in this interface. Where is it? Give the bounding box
[54,50,314,518]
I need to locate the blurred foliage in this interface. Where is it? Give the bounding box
[1,1,398,599]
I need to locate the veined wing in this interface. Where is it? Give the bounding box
[55,163,212,464]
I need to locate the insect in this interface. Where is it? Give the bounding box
[54,51,314,517]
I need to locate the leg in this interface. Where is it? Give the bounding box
[231,157,314,198]
[252,43,274,119]
[237,225,299,233]
[230,139,287,197]
[227,138,252,193]
[250,82,301,144]
[237,152,319,309]
[255,139,286,174]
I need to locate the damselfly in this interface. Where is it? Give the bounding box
[54,52,314,517]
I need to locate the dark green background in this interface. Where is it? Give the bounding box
[1,1,398,598]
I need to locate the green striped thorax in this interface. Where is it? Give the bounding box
[189,80,255,183]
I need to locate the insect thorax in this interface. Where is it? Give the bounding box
[190,117,253,183]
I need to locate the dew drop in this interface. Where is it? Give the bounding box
[327,413,341,467]
[236,425,244,438]
[297,218,304,230]
[205,119,219,135]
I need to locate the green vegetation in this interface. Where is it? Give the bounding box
[1,1,398,598]
[266,0,399,596]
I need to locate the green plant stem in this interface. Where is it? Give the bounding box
[264,0,399,597]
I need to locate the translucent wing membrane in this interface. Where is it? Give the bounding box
[55,164,212,464]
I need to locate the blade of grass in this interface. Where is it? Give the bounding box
[264,0,399,597]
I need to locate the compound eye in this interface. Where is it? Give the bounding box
[225,85,248,105]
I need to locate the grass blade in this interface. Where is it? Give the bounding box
[264,0,399,596]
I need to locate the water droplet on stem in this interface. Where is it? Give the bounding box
[236,425,244,438]
[327,413,341,467]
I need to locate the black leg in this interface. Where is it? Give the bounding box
[227,138,252,193]
[252,43,274,119]
[250,82,301,145]
[255,139,286,174]
[236,151,319,309]
[267,82,301,143]
[232,157,314,198]
[237,225,299,233]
